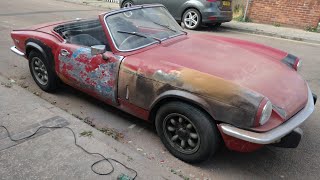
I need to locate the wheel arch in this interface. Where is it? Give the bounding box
[25,39,55,72]
[149,90,216,124]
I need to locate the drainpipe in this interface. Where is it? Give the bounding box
[243,0,250,22]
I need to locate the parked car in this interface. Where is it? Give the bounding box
[10,4,316,163]
[119,0,233,30]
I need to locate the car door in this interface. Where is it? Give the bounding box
[138,0,162,4]
[55,44,122,105]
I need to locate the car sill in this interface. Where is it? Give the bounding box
[220,84,315,144]
[11,46,25,56]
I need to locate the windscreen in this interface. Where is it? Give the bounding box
[105,6,185,51]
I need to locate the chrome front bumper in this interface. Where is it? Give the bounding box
[11,46,25,56]
[220,85,315,144]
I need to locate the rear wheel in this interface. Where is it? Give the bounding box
[155,101,220,163]
[182,9,202,30]
[28,50,58,92]
[121,0,133,8]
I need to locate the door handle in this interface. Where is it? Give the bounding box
[60,49,70,56]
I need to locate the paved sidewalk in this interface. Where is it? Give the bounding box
[222,21,320,44]
[0,76,180,180]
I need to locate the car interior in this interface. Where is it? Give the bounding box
[54,19,111,51]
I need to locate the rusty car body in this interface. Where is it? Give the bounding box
[10,4,316,162]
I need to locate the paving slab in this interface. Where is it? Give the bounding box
[222,21,320,44]
[0,76,180,180]
[0,116,69,151]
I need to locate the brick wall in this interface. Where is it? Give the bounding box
[247,0,320,29]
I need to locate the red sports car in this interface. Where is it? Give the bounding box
[11,4,316,163]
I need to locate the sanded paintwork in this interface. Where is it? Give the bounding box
[118,33,307,130]
[119,58,264,128]
[10,7,311,153]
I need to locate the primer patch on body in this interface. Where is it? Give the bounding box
[59,47,116,101]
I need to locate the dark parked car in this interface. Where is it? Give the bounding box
[119,0,233,30]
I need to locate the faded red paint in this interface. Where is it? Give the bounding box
[118,99,150,120]
[10,10,310,154]
[118,33,307,130]
[218,125,264,152]
[84,55,102,72]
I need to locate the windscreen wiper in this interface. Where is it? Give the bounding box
[117,30,162,43]
[152,21,188,35]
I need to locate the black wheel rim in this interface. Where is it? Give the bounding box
[31,57,48,86]
[163,113,200,154]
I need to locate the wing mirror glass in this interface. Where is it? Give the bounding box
[91,45,106,56]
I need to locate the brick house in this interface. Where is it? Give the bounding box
[247,0,320,29]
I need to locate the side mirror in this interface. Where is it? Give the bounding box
[91,45,106,56]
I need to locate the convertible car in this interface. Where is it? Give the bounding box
[10,4,316,163]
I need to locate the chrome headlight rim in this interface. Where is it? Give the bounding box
[294,58,302,71]
[255,98,273,126]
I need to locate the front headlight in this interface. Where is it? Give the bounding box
[255,98,273,126]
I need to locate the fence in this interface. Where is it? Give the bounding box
[105,0,119,3]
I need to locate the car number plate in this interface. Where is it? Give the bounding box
[222,1,231,6]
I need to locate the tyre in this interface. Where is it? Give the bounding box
[155,101,220,163]
[28,50,58,92]
[121,0,133,8]
[182,9,202,30]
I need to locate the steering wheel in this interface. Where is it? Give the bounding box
[118,35,140,50]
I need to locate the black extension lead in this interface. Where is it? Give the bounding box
[0,125,137,180]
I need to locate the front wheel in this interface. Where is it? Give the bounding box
[155,101,220,163]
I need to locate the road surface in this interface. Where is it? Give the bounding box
[0,0,319,179]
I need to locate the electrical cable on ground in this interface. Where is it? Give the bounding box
[0,125,138,179]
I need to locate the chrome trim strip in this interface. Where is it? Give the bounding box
[10,46,25,56]
[220,84,315,144]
